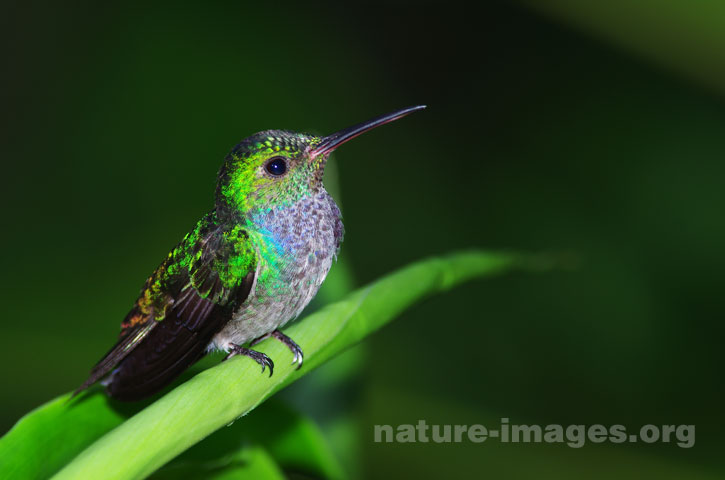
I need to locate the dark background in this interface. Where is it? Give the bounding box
[2,1,724,478]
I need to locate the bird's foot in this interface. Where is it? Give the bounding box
[251,329,304,369]
[223,344,274,377]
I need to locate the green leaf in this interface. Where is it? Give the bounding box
[0,394,128,480]
[150,444,286,480]
[249,400,345,479]
[1,250,539,480]
[151,399,344,480]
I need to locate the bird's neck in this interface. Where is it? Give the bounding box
[245,189,330,256]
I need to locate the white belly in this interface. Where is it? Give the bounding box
[210,191,342,351]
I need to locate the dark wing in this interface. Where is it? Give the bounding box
[75,214,256,401]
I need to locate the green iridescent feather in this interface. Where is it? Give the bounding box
[75,106,424,401]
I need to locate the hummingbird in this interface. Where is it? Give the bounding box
[75,105,426,401]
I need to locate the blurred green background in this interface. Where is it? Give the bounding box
[2,1,725,478]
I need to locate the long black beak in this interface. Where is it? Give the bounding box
[310,105,426,158]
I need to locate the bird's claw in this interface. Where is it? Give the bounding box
[251,329,304,370]
[224,344,274,377]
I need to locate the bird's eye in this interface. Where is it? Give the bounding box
[264,157,288,176]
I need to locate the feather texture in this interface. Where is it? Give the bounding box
[76,210,256,400]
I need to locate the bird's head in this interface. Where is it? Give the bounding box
[215,106,426,217]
